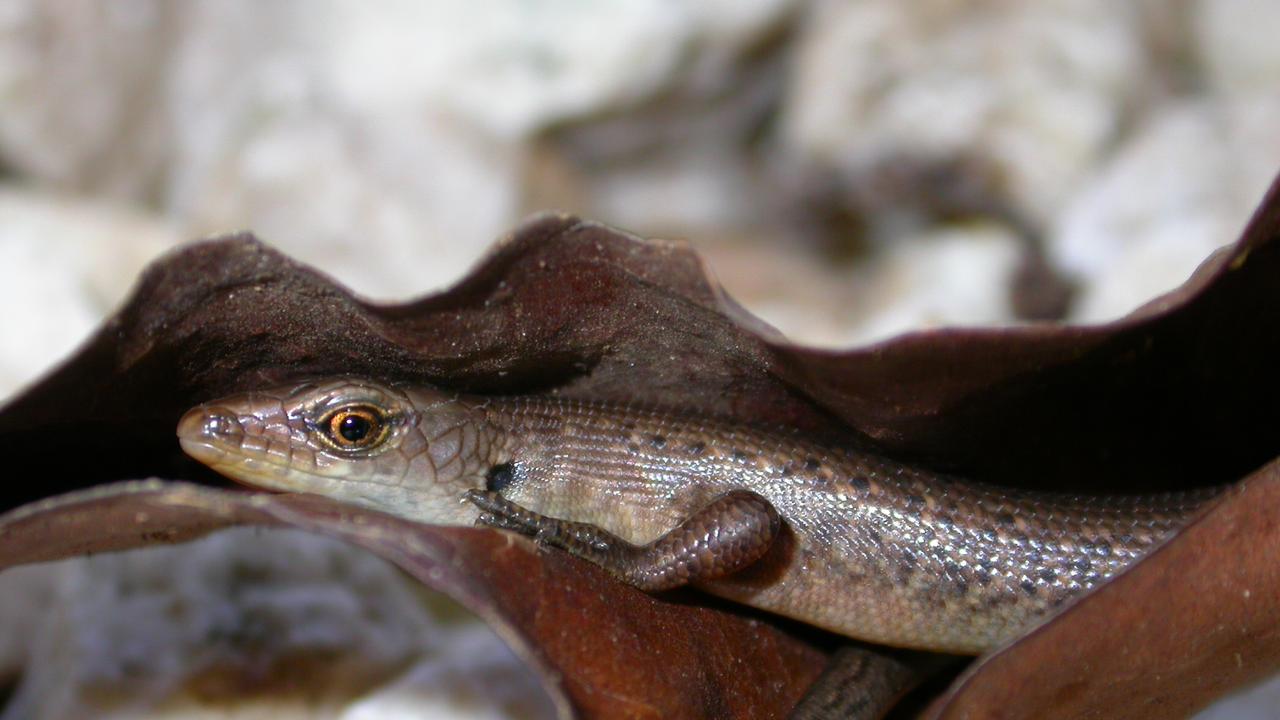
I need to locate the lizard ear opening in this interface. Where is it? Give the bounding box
[485,462,516,493]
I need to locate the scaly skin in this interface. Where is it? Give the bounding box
[177,377,1217,654]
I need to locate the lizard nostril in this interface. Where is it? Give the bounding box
[177,406,243,441]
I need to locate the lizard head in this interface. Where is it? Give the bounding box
[177,377,489,524]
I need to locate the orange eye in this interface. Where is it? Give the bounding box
[322,405,388,450]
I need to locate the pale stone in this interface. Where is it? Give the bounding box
[1052,98,1280,323]
[702,223,1024,349]
[0,0,796,303]
[0,187,177,399]
[851,225,1025,343]
[781,0,1144,222]
[0,530,553,720]
[1194,0,1280,95]
[0,2,171,199]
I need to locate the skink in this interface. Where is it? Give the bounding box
[176,377,1216,654]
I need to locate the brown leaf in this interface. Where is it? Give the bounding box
[2,171,1279,717]
[0,482,825,718]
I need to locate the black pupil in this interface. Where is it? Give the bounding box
[338,414,373,442]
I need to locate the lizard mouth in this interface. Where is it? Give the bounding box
[176,405,242,462]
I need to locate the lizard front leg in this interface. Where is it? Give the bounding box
[464,488,781,592]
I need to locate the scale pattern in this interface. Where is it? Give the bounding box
[479,396,1217,653]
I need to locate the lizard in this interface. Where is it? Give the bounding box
[176,377,1218,715]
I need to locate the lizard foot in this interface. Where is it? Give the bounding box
[465,488,780,592]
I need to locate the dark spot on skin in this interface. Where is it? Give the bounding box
[1027,551,1044,567]
[996,512,1016,527]
[906,494,925,509]
[982,594,1008,610]
[866,528,882,545]
[896,549,918,579]
[804,457,821,472]
[485,463,516,494]
[780,464,794,477]
[650,434,666,448]
[942,561,967,594]
[622,421,636,431]
[1039,568,1058,583]
[975,569,992,586]
[732,449,750,462]
[687,441,706,455]
[1094,541,1112,557]
[849,475,869,491]
[627,442,641,453]
[1020,579,1038,597]
[1050,594,1070,608]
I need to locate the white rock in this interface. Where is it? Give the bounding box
[1052,98,1280,323]
[781,0,1145,222]
[0,187,177,399]
[702,223,1024,349]
[0,0,797,304]
[0,2,171,197]
[1194,0,1280,95]
[343,627,557,720]
[852,224,1025,344]
[0,530,553,720]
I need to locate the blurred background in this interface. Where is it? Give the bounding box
[1,1,1278,717]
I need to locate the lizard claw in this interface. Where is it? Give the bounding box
[465,489,540,537]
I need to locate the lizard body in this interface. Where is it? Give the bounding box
[177,377,1214,654]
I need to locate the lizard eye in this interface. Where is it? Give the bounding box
[320,405,389,451]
